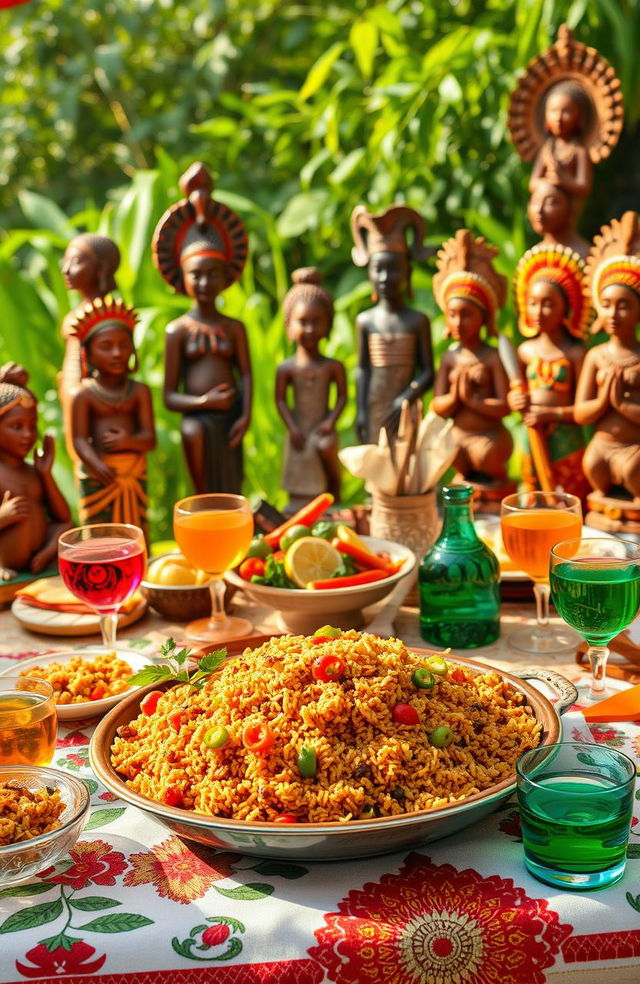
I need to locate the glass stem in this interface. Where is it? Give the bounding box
[587,645,609,695]
[209,578,227,624]
[533,582,550,632]
[99,613,118,651]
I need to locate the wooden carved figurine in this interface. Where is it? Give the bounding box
[575,212,640,532]
[275,268,346,511]
[0,373,71,580]
[527,180,590,260]
[60,234,121,456]
[431,230,514,511]
[351,204,434,444]
[152,162,251,495]
[509,244,590,499]
[509,25,623,237]
[69,297,156,536]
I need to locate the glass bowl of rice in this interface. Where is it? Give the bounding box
[0,767,91,886]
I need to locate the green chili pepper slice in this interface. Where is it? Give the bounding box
[429,725,453,748]
[297,745,317,778]
[426,655,448,676]
[203,725,229,749]
[411,667,435,690]
[313,625,342,638]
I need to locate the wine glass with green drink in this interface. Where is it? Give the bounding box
[550,537,640,700]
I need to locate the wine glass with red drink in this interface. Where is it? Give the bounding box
[58,524,146,650]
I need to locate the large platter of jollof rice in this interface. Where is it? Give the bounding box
[92,631,553,859]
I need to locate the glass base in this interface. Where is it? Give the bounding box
[185,614,253,644]
[574,682,611,704]
[507,622,581,655]
[524,856,626,891]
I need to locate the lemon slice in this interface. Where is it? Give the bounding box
[284,537,342,588]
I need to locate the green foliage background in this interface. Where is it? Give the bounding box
[0,0,638,539]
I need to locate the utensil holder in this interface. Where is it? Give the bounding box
[370,490,441,605]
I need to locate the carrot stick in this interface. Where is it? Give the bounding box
[331,538,399,574]
[264,493,334,548]
[307,569,389,590]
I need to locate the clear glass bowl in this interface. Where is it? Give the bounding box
[0,766,91,886]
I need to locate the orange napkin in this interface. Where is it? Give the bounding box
[581,684,640,723]
[16,580,142,616]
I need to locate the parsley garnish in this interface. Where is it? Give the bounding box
[128,638,227,691]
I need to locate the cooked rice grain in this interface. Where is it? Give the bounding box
[110,632,541,823]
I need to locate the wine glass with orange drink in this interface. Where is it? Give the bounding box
[174,493,254,642]
[500,491,582,654]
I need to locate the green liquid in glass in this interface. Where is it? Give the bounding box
[550,561,640,645]
[518,774,633,877]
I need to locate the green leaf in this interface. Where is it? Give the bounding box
[41,933,81,952]
[350,21,378,79]
[78,913,154,933]
[18,191,74,236]
[197,648,227,673]
[128,665,172,687]
[252,861,308,879]
[299,42,345,101]
[328,148,365,185]
[0,899,63,934]
[84,808,127,832]
[213,883,274,901]
[626,890,640,912]
[0,882,55,898]
[70,896,121,911]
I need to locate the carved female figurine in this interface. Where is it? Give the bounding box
[275,268,346,510]
[351,204,434,444]
[69,297,156,536]
[152,162,251,495]
[431,230,513,506]
[509,25,623,230]
[0,376,71,580]
[527,179,590,260]
[509,244,590,498]
[60,234,121,454]
[575,212,640,531]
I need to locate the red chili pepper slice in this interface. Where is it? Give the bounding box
[392,702,420,726]
[312,652,345,683]
[273,813,298,824]
[242,721,274,754]
[450,667,467,684]
[89,683,107,701]
[163,787,183,808]
[140,690,164,716]
[169,710,184,731]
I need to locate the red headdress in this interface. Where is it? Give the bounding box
[514,244,587,339]
[433,230,507,335]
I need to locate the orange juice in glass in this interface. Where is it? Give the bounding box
[500,491,582,654]
[174,494,253,642]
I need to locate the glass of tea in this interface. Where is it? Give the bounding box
[0,676,57,767]
[174,493,253,642]
[517,741,636,890]
[500,490,582,654]
[58,523,146,651]
[550,537,640,700]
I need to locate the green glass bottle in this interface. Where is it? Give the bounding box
[419,484,500,648]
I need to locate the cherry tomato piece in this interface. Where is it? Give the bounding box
[312,652,345,682]
[242,721,274,754]
[169,710,184,731]
[164,787,183,808]
[238,557,266,581]
[89,684,107,701]
[392,702,420,725]
[140,690,164,716]
[273,813,298,824]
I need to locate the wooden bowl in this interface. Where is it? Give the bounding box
[140,555,212,622]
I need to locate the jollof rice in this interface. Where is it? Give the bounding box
[110,631,541,822]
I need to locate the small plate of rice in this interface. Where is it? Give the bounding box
[90,631,566,860]
[1,650,151,720]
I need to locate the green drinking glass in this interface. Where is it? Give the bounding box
[516,741,636,890]
[550,537,640,701]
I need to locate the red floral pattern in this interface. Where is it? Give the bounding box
[309,853,572,984]
[16,940,106,977]
[57,729,90,748]
[38,839,127,890]
[124,836,241,903]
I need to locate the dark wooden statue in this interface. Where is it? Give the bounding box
[351,204,434,444]
[575,212,640,532]
[69,297,156,536]
[509,244,590,499]
[60,234,121,456]
[0,371,71,580]
[275,268,346,511]
[431,230,514,512]
[152,162,251,495]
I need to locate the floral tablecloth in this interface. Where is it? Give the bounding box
[1,613,640,983]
